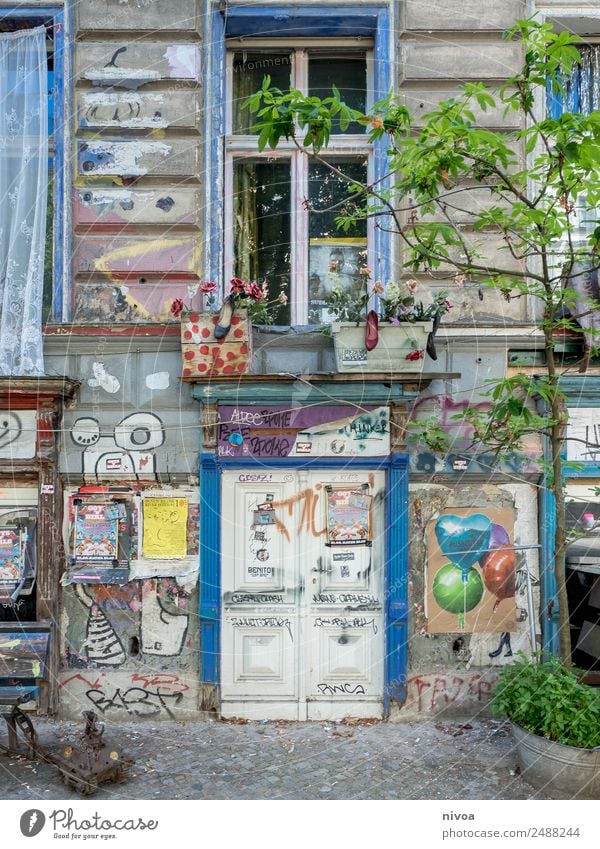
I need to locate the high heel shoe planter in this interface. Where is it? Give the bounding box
[181,307,252,378]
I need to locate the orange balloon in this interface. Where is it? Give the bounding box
[481,546,516,606]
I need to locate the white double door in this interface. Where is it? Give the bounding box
[221,469,385,720]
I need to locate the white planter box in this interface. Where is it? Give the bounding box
[331,321,432,374]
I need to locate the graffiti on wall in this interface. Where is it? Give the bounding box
[75,585,127,666]
[70,412,165,476]
[426,508,517,633]
[140,579,188,656]
[0,410,36,460]
[410,396,539,475]
[407,672,499,714]
[59,671,192,720]
[69,579,191,667]
[219,406,390,459]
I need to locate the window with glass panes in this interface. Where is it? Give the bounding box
[225,43,372,326]
[547,45,600,244]
[0,14,58,322]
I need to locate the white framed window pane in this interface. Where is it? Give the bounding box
[232,51,292,134]
[307,159,368,326]
[232,159,291,324]
[308,52,367,135]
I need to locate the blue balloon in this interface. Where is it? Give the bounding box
[435,513,493,583]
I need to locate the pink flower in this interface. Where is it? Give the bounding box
[245,281,265,301]
[406,278,418,294]
[405,349,424,361]
[201,280,217,294]
[230,277,246,294]
[170,298,184,318]
[278,292,289,305]
[373,281,385,296]
[444,299,453,311]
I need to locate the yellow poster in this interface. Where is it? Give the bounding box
[142,498,188,559]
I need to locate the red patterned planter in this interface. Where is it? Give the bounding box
[181,309,252,378]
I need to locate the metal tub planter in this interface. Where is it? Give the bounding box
[511,721,600,799]
[493,654,600,799]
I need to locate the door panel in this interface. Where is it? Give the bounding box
[305,470,384,718]
[221,474,299,709]
[221,470,384,720]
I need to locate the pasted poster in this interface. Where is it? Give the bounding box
[426,508,517,633]
[566,407,600,463]
[218,405,390,459]
[0,629,50,678]
[0,526,23,585]
[326,487,372,546]
[73,503,119,562]
[142,497,188,559]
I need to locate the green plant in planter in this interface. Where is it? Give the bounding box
[492,653,600,749]
[323,279,451,326]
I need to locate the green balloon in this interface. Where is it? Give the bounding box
[432,562,484,614]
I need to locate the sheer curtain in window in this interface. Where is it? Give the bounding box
[0,26,47,376]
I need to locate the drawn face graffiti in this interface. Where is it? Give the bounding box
[71,412,165,476]
[0,412,22,451]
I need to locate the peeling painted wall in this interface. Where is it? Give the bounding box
[73,0,201,321]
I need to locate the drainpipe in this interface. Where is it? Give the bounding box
[535,386,560,657]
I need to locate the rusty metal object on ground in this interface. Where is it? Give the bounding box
[0,702,40,758]
[50,711,134,796]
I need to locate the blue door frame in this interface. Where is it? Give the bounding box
[199,452,409,716]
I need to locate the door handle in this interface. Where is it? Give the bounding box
[311,556,332,575]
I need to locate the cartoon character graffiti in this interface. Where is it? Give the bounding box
[71,412,165,476]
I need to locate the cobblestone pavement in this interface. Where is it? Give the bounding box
[0,717,549,800]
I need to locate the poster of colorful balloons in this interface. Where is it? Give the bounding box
[426,508,517,633]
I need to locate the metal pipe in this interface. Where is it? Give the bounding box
[433,544,542,555]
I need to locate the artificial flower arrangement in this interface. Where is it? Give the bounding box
[323,278,451,362]
[171,277,288,327]
[324,279,451,325]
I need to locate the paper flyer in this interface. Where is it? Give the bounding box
[142,497,189,559]
[326,488,372,546]
[73,502,119,562]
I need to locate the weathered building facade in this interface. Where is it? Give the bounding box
[1,0,598,722]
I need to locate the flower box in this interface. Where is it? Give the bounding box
[181,309,252,378]
[331,321,431,374]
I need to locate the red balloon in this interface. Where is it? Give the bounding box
[481,547,515,611]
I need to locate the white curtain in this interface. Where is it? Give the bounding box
[0,26,47,376]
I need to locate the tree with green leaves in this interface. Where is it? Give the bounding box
[247,20,600,664]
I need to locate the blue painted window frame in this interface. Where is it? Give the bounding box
[0,5,67,322]
[203,4,392,317]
